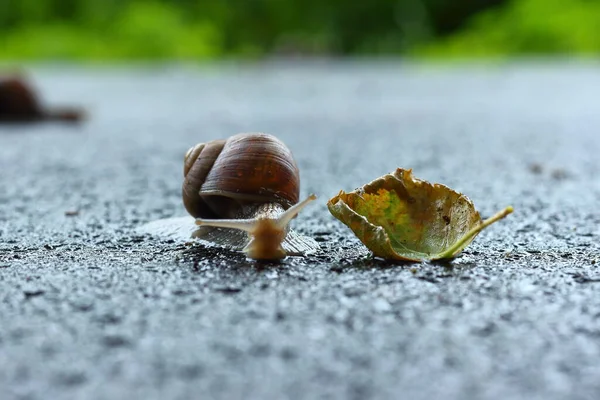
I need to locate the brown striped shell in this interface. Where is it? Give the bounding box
[182,133,300,219]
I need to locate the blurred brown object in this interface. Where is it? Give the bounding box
[0,76,85,123]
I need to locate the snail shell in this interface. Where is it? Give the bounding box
[0,77,42,120]
[0,76,83,123]
[181,132,318,260]
[183,133,300,219]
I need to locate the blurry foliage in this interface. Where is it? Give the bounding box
[418,0,600,57]
[0,1,223,59]
[0,0,597,59]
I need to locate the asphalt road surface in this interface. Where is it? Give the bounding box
[1,61,599,400]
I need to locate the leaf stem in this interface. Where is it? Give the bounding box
[434,206,514,260]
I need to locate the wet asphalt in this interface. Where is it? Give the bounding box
[1,61,599,400]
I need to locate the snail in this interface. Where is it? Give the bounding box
[181,132,319,260]
[0,76,83,123]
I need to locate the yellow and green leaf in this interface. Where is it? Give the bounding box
[327,168,513,262]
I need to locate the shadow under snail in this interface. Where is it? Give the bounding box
[0,76,84,123]
[139,132,319,260]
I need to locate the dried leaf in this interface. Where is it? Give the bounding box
[327,168,513,262]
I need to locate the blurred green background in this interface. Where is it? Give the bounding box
[0,0,598,60]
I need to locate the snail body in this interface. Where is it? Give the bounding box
[0,76,83,123]
[183,132,318,260]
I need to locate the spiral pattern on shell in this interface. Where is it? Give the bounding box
[182,133,301,219]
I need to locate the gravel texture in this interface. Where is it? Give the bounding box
[1,61,599,400]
